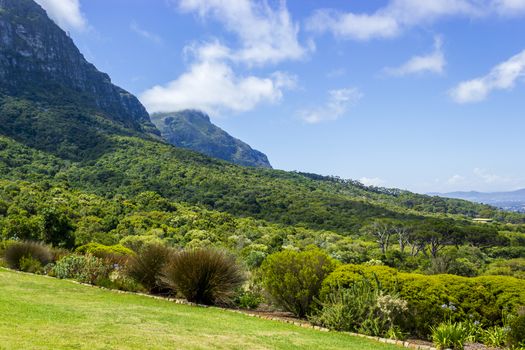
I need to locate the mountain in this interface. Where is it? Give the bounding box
[0,0,159,161]
[0,0,523,239]
[431,189,525,213]
[151,110,272,168]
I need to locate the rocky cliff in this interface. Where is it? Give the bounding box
[0,0,157,135]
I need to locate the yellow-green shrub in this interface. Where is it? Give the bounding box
[322,264,525,337]
[260,248,338,317]
[76,243,134,263]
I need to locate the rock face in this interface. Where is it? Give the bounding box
[0,0,158,135]
[151,110,272,168]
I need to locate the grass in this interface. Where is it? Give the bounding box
[0,269,402,350]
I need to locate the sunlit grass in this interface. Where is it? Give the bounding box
[0,268,401,350]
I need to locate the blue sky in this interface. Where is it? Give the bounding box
[35,0,525,193]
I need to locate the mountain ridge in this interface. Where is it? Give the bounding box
[151,110,272,168]
[430,188,525,212]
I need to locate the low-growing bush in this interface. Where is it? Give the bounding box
[481,326,507,347]
[311,277,407,337]
[52,254,111,284]
[484,259,525,279]
[431,322,469,350]
[163,248,245,305]
[19,255,44,273]
[96,270,144,292]
[76,243,134,263]
[234,289,264,310]
[3,241,53,271]
[125,244,172,293]
[260,248,337,317]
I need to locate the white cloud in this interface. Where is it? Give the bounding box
[449,49,525,103]
[130,21,163,45]
[447,174,466,185]
[473,168,511,184]
[494,0,525,15]
[177,0,310,65]
[140,61,295,114]
[34,0,87,31]
[441,169,520,191]
[385,36,445,76]
[360,177,387,187]
[306,0,523,41]
[299,88,362,124]
[142,0,305,115]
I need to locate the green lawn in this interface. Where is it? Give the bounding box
[0,268,401,350]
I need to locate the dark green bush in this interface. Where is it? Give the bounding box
[3,241,53,271]
[52,254,111,284]
[260,248,337,317]
[19,255,44,273]
[322,264,525,337]
[125,244,172,293]
[163,248,245,305]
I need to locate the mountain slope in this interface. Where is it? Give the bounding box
[151,110,272,168]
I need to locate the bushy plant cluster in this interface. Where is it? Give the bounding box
[310,278,407,337]
[163,248,245,305]
[321,264,525,337]
[259,248,337,317]
[52,254,111,285]
[125,244,172,294]
[3,241,53,272]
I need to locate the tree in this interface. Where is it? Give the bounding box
[361,219,395,255]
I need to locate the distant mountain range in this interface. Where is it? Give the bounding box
[151,110,272,168]
[430,189,525,212]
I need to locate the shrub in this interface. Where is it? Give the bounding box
[162,248,245,305]
[18,255,44,273]
[234,289,264,310]
[96,270,144,292]
[431,322,469,350]
[125,244,172,293]
[76,243,134,263]
[52,254,111,284]
[3,241,53,271]
[260,248,337,317]
[485,258,525,279]
[119,235,164,253]
[507,307,525,348]
[481,326,507,347]
[311,277,407,337]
